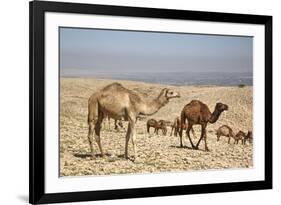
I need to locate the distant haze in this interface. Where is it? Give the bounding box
[60,27,253,85]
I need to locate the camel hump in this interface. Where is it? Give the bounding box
[103,82,124,90]
[190,99,200,104]
[188,100,206,107]
[183,100,205,110]
[219,125,232,130]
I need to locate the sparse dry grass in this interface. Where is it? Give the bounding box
[60,78,253,176]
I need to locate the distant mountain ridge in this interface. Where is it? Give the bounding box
[61,71,252,86]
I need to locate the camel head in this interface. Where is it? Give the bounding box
[161,88,180,100]
[246,131,253,143]
[215,102,228,112]
[209,102,228,123]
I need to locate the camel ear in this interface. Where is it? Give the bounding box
[164,88,169,97]
[160,88,168,96]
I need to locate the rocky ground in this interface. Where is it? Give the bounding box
[60,78,253,177]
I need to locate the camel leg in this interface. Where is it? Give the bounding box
[175,127,179,137]
[87,121,95,158]
[147,125,150,134]
[179,127,184,147]
[125,114,137,159]
[94,113,104,157]
[124,123,131,159]
[186,124,196,149]
[154,127,158,135]
[170,127,174,136]
[114,120,117,130]
[118,120,123,128]
[191,127,196,138]
[163,128,167,136]
[228,136,231,144]
[203,127,209,151]
[217,133,220,142]
[195,124,206,150]
[107,117,110,130]
[130,122,137,159]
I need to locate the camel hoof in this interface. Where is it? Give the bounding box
[131,156,138,162]
[205,148,210,152]
[193,146,199,150]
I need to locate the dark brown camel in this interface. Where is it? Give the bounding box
[146,119,159,134]
[244,131,253,144]
[157,120,173,135]
[179,100,228,151]
[235,130,253,145]
[234,131,246,144]
[147,119,169,135]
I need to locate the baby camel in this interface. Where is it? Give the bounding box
[235,131,253,145]
[216,125,235,144]
[87,83,180,159]
[146,119,168,135]
[170,116,195,137]
[244,131,253,144]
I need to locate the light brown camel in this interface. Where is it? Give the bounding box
[179,100,228,151]
[216,125,235,144]
[87,83,180,159]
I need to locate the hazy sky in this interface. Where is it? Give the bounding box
[60,27,253,76]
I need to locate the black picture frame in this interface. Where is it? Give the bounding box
[29,1,272,204]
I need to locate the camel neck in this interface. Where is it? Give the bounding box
[140,96,168,116]
[209,109,222,123]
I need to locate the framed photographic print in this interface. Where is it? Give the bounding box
[29,0,272,204]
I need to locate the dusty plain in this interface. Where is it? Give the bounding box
[60,78,253,176]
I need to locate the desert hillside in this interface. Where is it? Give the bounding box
[60,78,253,176]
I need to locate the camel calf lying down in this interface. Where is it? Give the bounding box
[87,83,180,159]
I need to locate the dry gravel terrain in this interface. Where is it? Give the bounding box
[60,78,253,177]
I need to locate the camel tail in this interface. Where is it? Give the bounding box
[180,112,195,137]
[179,111,186,136]
[88,95,98,124]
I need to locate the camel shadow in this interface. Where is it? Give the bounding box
[116,154,136,162]
[73,153,136,162]
[73,153,111,158]
[169,145,205,151]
